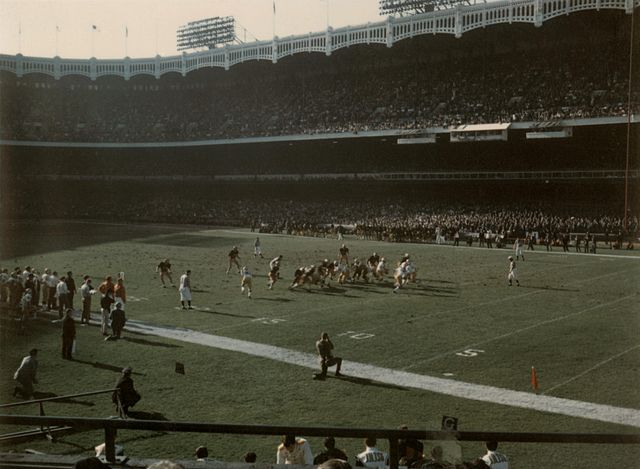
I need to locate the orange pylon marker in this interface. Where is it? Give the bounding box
[531,366,539,394]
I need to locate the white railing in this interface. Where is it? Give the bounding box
[0,0,637,80]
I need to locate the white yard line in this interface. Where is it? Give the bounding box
[542,344,640,395]
[122,318,640,429]
[402,294,636,371]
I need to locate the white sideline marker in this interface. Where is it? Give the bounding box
[124,318,640,428]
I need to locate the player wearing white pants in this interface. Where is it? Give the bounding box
[513,238,524,261]
[240,266,252,298]
[179,270,193,309]
[507,256,519,287]
[254,237,263,258]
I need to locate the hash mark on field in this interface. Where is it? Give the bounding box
[543,343,640,395]
[122,318,640,428]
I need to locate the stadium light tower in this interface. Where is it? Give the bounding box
[379,0,481,15]
[176,16,236,51]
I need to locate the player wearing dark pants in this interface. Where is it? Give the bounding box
[314,332,342,380]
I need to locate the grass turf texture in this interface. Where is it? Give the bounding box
[1,220,639,468]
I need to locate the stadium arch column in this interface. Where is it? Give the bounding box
[325,27,332,56]
[625,0,635,13]
[386,15,393,47]
[272,36,278,63]
[533,0,544,26]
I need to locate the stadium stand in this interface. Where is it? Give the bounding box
[0,9,638,238]
[0,11,637,143]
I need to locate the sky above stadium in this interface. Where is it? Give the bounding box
[0,0,382,59]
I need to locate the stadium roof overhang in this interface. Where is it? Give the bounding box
[450,123,511,132]
[0,0,638,80]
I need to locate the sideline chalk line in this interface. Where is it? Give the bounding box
[121,317,640,429]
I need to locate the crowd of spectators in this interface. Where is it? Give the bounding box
[1,38,636,143]
[71,435,506,468]
[6,189,637,245]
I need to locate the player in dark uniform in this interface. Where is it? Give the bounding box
[227,246,241,275]
[290,267,305,289]
[367,252,380,270]
[268,255,283,290]
[313,332,343,380]
[339,244,349,265]
[156,259,173,287]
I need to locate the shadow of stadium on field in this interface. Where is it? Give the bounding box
[1,220,201,259]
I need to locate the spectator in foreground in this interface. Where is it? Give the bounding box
[314,436,349,465]
[481,441,509,469]
[276,434,313,465]
[243,452,257,463]
[355,437,388,469]
[195,446,209,462]
[398,439,424,469]
[423,445,447,469]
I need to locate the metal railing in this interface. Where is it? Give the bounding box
[0,390,117,442]
[1,415,639,467]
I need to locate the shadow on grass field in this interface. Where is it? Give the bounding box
[327,374,409,391]
[121,336,183,349]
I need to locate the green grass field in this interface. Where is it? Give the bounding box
[1,220,639,468]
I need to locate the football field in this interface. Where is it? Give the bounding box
[1,220,639,468]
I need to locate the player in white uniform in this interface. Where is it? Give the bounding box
[179,270,193,309]
[356,437,388,469]
[393,261,408,292]
[253,237,263,258]
[513,238,524,261]
[481,441,509,469]
[375,258,387,281]
[240,266,252,298]
[507,256,520,287]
